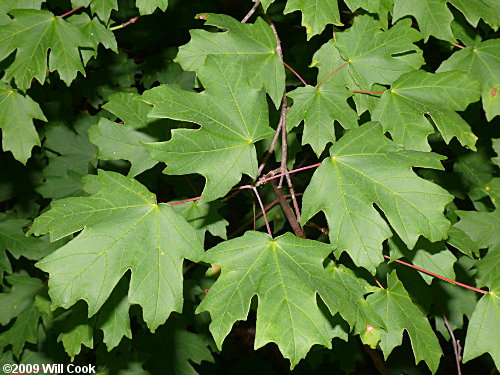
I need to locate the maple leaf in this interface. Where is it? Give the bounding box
[0,82,46,164]
[175,13,284,107]
[286,83,358,156]
[283,0,342,39]
[367,271,443,373]
[197,231,383,367]
[173,200,228,240]
[438,39,499,121]
[313,15,423,93]
[3,0,45,10]
[89,118,158,177]
[373,70,480,151]
[136,0,169,15]
[463,280,499,368]
[72,0,118,23]
[301,122,453,272]
[344,0,393,27]
[29,170,203,331]
[450,0,500,31]
[0,9,94,89]
[103,93,154,128]
[141,57,274,203]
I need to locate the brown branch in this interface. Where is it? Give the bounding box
[443,313,462,375]
[363,345,390,375]
[271,180,305,238]
[241,0,261,23]
[60,5,83,18]
[110,16,140,31]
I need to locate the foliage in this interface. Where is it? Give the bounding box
[0,0,498,374]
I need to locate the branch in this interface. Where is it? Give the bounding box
[110,16,140,31]
[241,0,261,23]
[443,313,463,375]
[271,180,305,238]
[60,5,83,18]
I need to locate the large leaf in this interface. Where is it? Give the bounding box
[367,271,443,373]
[313,15,423,93]
[141,57,274,202]
[175,14,284,107]
[103,93,154,129]
[455,209,500,250]
[71,0,118,23]
[197,231,383,368]
[0,9,93,89]
[301,122,453,272]
[136,0,168,15]
[286,83,358,156]
[373,70,480,151]
[0,82,46,164]
[449,0,500,30]
[29,171,203,331]
[438,39,499,121]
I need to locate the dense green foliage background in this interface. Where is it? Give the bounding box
[0,0,499,374]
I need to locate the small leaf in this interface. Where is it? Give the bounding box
[283,0,342,39]
[103,93,154,129]
[136,0,168,15]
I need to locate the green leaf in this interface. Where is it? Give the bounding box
[301,122,453,272]
[437,39,499,121]
[72,0,118,23]
[493,139,500,167]
[197,231,383,368]
[136,0,168,15]
[283,0,342,39]
[367,271,443,373]
[37,119,98,199]
[57,303,95,360]
[103,93,154,129]
[89,118,158,177]
[69,13,117,64]
[455,209,500,250]
[0,273,43,325]
[373,70,480,151]
[0,9,94,89]
[0,82,46,164]
[313,16,423,93]
[141,57,274,203]
[344,0,393,27]
[446,226,479,257]
[173,200,228,240]
[175,14,284,107]
[2,0,45,10]
[286,83,358,156]
[448,0,500,31]
[463,281,500,368]
[389,236,456,285]
[393,0,455,41]
[30,170,203,331]
[475,248,499,289]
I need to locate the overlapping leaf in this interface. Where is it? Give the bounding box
[286,83,358,156]
[0,9,94,89]
[198,231,383,367]
[72,0,118,23]
[438,39,499,121]
[373,70,480,151]
[29,171,203,331]
[283,0,341,39]
[313,15,423,93]
[175,14,284,107]
[301,123,453,272]
[103,93,153,128]
[89,118,158,177]
[136,0,168,15]
[141,57,274,202]
[0,82,46,164]
[367,271,443,373]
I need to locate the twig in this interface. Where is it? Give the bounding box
[363,345,390,375]
[257,119,283,177]
[252,187,273,237]
[110,16,140,31]
[283,61,308,86]
[241,0,261,23]
[271,180,305,238]
[443,313,462,375]
[60,5,83,18]
[316,61,349,87]
[257,162,322,185]
[384,255,488,294]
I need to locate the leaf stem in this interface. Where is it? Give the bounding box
[252,187,273,237]
[383,255,488,294]
[110,16,140,31]
[60,5,83,18]
[241,0,261,23]
[449,41,465,49]
[283,61,308,86]
[316,61,349,87]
